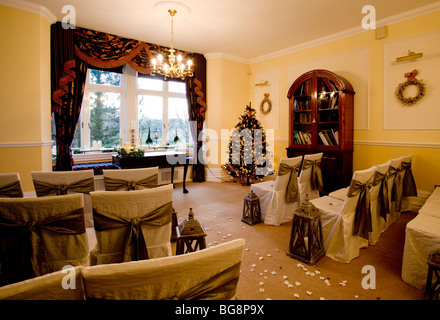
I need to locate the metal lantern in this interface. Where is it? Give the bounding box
[287,195,325,266]
[242,190,262,225]
[176,208,207,255]
[424,250,440,300]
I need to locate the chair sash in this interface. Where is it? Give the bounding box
[372,171,390,222]
[104,174,158,191]
[93,201,172,262]
[347,175,374,240]
[389,166,404,212]
[171,262,242,300]
[278,162,301,202]
[302,159,324,192]
[401,161,417,197]
[0,208,86,285]
[33,177,95,196]
[0,180,23,198]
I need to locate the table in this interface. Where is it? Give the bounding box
[112,151,191,193]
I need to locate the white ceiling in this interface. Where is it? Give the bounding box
[11,0,440,62]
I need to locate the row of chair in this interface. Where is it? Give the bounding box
[310,153,417,263]
[0,167,160,228]
[251,153,323,226]
[0,238,245,300]
[0,167,180,287]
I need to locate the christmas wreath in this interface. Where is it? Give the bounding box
[395,70,426,106]
[259,93,272,115]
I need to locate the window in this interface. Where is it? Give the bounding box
[72,65,192,152]
[72,68,123,150]
[137,76,192,147]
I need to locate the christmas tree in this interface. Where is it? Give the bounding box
[222,102,273,185]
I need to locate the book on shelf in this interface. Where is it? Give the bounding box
[318,129,339,146]
[294,131,311,145]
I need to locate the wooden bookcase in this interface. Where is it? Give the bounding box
[287,69,355,194]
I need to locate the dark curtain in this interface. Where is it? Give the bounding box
[51,22,87,171]
[51,24,207,178]
[186,53,207,182]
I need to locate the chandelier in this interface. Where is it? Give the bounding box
[151,9,193,80]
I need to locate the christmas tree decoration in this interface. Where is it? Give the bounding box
[222,102,273,185]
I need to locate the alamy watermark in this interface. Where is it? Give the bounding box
[362,5,376,30]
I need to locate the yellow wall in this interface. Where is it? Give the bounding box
[207,10,440,193]
[0,5,52,191]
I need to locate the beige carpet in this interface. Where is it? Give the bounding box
[171,181,424,300]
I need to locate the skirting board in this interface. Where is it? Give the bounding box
[205,167,231,182]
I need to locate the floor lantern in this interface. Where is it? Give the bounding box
[287,195,325,266]
[242,190,262,225]
[176,208,207,255]
[424,250,440,300]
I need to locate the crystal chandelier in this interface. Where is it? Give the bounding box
[151,9,193,80]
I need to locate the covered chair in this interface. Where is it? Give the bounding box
[0,194,89,286]
[399,153,417,212]
[81,239,245,300]
[0,172,24,198]
[103,167,158,191]
[0,266,85,300]
[310,166,376,263]
[250,156,303,226]
[90,184,173,265]
[298,153,323,203]
[31,170,95,228]
[369,161,391,245]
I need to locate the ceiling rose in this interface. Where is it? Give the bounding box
[153,1,191,15]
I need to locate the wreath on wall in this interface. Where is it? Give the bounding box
[395,69,426,106]
[259,93,272,115]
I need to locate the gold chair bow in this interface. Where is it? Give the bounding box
[401,161,417,197]
[0,180,23,198]
[347,175,374,240]
[278,162,301,203]
[372,171,390,222]
[302,159,324,192]
[0,208,86,286]
[33,177,95,197]
[104,174,158,191]
[93,201,172,262]
[389,166,404,213]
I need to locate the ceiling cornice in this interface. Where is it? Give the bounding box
[0,0,56,23]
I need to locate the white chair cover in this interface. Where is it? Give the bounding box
[369,161,391,245]
[0,172,24,198]
[250,156,302,226]
[103,167,158,191]
[0,194,89,285]
[0,266,85,300]
[81,239,245,300]
[402,187,440,290]
[298,153,323,203]
[310,166,376,263]
[328,187,349,201]
[90,184,173,265]
[31,171,95,228]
